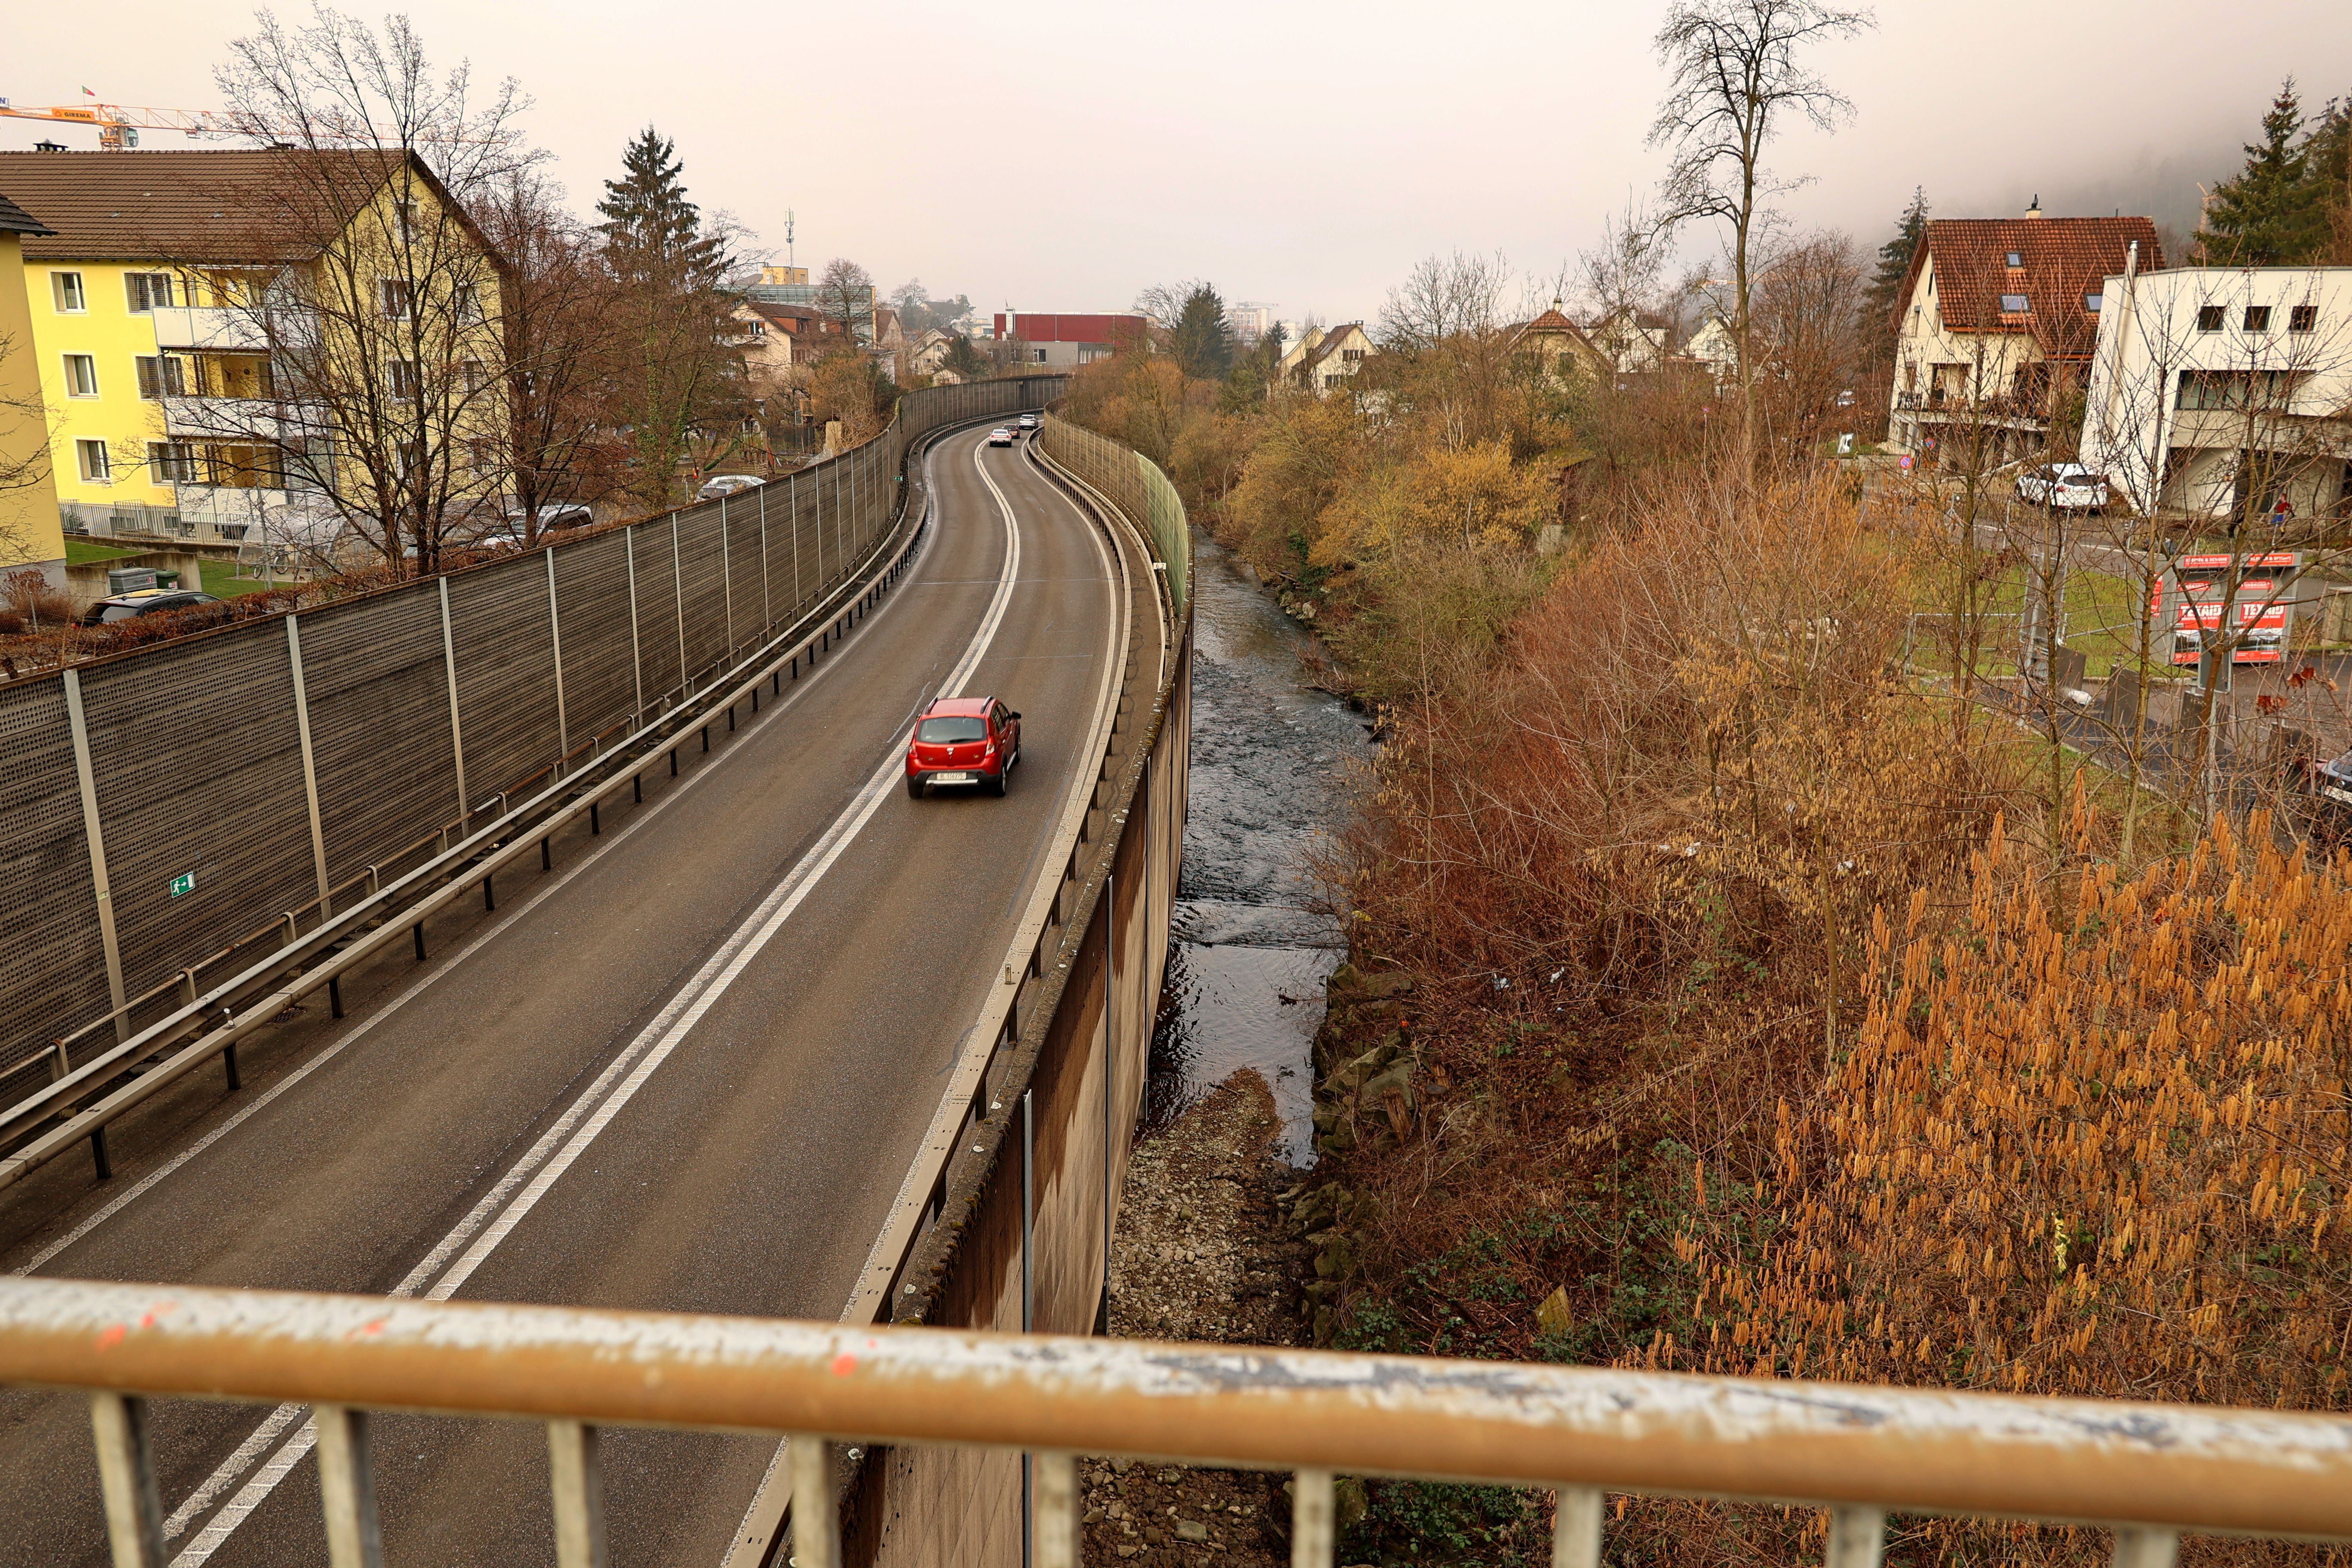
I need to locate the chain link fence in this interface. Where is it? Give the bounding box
[0,376,1066,1090]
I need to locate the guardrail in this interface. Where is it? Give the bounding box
[4,1274,2346,1568]
[0,377,1066,1099]
[0,401,1034,1193]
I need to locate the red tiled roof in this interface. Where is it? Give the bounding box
[0,148,488,266]
[0,189,53,237]
[1903,216,2162,359]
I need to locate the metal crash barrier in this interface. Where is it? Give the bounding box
[3,1277,2349,1568]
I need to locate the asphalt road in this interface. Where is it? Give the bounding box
[0,425,1123,1568]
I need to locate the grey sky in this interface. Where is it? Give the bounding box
[5,0,2346,325]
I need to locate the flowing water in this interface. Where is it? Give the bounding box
[1148,532,1372,1165]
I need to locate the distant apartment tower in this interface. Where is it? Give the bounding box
[992,312,1150,367]
[1228,301,1278,347]
[761,264,809,286]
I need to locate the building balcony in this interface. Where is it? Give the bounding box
[148,306,270,353]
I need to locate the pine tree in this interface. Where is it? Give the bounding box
[2196,79,2332,265]
[597,127,727,290]
[1858,187,1928,370]
[1171,285,1234,380]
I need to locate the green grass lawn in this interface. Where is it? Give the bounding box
[1912,558,2191,683]
[63,539,142,567]
[200,561,274,599]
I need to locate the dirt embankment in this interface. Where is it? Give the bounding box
[1084,1072,1315,1566]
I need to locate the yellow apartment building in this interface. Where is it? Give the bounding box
[0,188,65,588]
[0,149,507,560]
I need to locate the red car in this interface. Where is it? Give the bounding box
[906,696,1021,797]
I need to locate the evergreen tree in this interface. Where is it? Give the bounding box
[1859,187,1928,369]
[1171,284,1234,380]
[2303,97,2352,262]
[593,128,738,506]
[597,127,728,289]
[2196,79,2333,265]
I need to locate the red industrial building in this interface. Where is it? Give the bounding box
[991,312,1151,367]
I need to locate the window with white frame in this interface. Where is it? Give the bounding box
[148,441,199,483]
[125,272,175,312]
[51,272,86,312]
[1999,294,2031,314]
[135,355,187,399]
[379,278,413,319]
[461,359,488,393]
[386,358,420,400]
[452,282,483,323]
[61,354,99,397]
[76,440,111,482]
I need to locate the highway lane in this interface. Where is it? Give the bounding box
[0,425,1127,1568]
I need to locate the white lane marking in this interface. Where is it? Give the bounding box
[165,429,1022,1568]
[723,429,1120,1568]
[14,521,921,1284]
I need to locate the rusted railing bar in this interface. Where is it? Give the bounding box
[10,1279,2352,1540]
[88,1391,165,1568]
[548,1419,609,1568]
[1827,1505,1885,1568]
[1033,1450,1077,1568]
[788,1436,836,1568]
[1552,1485,1601,1568]
[1292,1467,1334,1568]
[314,1403,384,1568]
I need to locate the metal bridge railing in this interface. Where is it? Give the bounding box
[4,1276,2349,1568]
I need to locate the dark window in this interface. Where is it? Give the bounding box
[2290,305,2318,333]
[2245,305,2272,331]
[379,278,412,319]
[134,355,186,399]
[2005,251,2023,267]
[125,272,174,311]
[147,441,199,483]
[2196,305,2226,332]
[2000,294,2031,313]
[386,358,420,400]
[917,716,987,744]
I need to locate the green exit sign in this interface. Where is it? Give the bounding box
[168,871,198,898]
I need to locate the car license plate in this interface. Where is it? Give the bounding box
[932,772,974,784]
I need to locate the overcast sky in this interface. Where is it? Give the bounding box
[6,0,2347,325]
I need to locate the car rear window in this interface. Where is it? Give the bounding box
[918,717,988,743]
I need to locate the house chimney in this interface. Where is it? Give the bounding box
[2025,194,2044,219]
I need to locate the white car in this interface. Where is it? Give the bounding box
[697,474,766,500]
[2016,463,2108,511]
[1017,412,1039,430]
[988,427,1015,447]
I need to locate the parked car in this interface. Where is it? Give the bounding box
[1017,412,1040,431]
[502,500,595,533]
[697,474,766,500]
[987,427,1015,447]
[80,589,223,626]
[2016,463,2109,511]
[905,696,1021,797]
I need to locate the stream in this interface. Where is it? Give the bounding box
[1147,531,1372,1165]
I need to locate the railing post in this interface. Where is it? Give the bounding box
[89,1393,165,1568]
[286,615,334,918]
[312,1404,385,1568]
[1826,1506,1885,1568]
[2113,1528,2180,1568]
[1290,1468,1334,1568]
[438,576,469,827]
[1551,1487,1602,1568]
[547,544,570,763]
[788,1437,837,1568]
[625,525,644,726]
[1032,1452,1077,1568]
[548,1419,609,1568]
[62,668,131,1045]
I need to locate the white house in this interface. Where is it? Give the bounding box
[1586,307,1670,374]
[2081,264,2352,521]
[1684,313,1739,386]
[1280,322,1374,394]
[1886,211,2160,467]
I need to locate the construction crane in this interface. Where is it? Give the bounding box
[0,98,253,150]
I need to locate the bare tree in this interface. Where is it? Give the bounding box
[1578,202,1674,364]
[0,326,53,557]
[168,9,536,575]
[1651,0,1874,477]
[1748,229,1864,462]
[819,257,874,344]
[474,171,621,541]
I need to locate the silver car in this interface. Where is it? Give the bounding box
[2016,463,2108,511]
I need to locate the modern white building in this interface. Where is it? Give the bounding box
[2080,264,2352,521]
